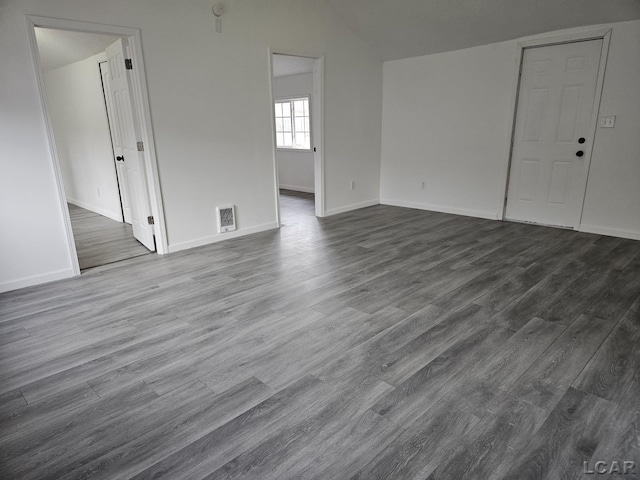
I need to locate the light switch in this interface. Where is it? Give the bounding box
[600,115,616,128]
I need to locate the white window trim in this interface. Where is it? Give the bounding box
[274,95,312,151]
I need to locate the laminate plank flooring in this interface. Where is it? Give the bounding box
[2,191,640,479]
[68,203,152,270]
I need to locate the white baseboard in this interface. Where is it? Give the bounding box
[0,268,75,293]
[579,224,640,241]
[67,198,123,223]
[279,184,315,194]
[380,199,500,221]
[324,199,379,216]
[168,222,278,253]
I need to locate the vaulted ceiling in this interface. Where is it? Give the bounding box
[325,0,640,61]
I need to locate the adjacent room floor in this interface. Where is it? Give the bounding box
[279,188,315,223]
[68,203,152,270]
[1,204,639,479]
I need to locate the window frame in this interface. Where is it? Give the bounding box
[274,95,312,152]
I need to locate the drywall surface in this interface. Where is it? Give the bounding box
[45,52,122,221]
[0,0,383,291]
[381,41,514,219]
[381,20,640,239]
[273,73,314,193]
[580,20,640,239]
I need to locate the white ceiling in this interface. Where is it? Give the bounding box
[35,28,122,71]
[326,0,640,61]
[272,54,315,77]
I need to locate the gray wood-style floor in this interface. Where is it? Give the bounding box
[68,203,152,271]
[2,191,640,479]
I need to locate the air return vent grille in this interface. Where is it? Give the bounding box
[216,205,236,233]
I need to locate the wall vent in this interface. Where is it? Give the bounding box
[216,205,236,233]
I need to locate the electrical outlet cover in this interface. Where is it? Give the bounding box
[600,115,615,128]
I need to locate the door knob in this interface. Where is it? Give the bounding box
[576,151,584,157]
[578,137,586,144]
[116,156,124,162]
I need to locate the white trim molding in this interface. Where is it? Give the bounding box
[67,199,123,223]
[0,268,76,294]
[579,224,640,242]
[278,184,315,194]
[381,199,500,221]
[325,199,379,216]
[168,222,279,253]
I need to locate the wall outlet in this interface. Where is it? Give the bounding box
[350,180,356,190]
[420,181,425,190]
[600,115,615,128]
[97,187,101,197]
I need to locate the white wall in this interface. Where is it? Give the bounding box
[381,20,640,240]
[45,52,123,221]
[273,72,314,193]
[0,0,383,292]
[580,21,640,240]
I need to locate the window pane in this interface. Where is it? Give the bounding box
[296,132,310,149]
[275,98,311,149]
[294,132,303,148]
[294,100,305,116]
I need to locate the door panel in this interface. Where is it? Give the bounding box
[556,85,581,142]
[506,40,602,228]
[548,160,571,205]
[518,159,539,202]
[105,39,155,251]
[523,89,548,142]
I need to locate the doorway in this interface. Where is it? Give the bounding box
[505,38,605,229]
[27,16,167,274]
[270,52,324,226]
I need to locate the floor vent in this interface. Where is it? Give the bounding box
[216,205,236,233]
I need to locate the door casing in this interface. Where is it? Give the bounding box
[268,48,325,225]
[26,15,168,276]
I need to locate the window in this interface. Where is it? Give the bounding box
[274,97,311,150]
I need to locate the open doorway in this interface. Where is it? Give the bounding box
[29,18,167,272]
[270,52,324,226]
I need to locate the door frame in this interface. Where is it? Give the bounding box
[499,27,612,230]
[267,48,325,226]
[25,15,168,276]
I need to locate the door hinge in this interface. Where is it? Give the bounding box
[125,58,133,70]
[137,141,144,151]
[147,215,154,225]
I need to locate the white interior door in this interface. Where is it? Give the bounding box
[100,61,133,225]
[105,38,155,250]
[506,40,602,228]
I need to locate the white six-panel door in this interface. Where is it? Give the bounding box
[506,40,602,228]
[105,38,155,251]
[100,61,133,225]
